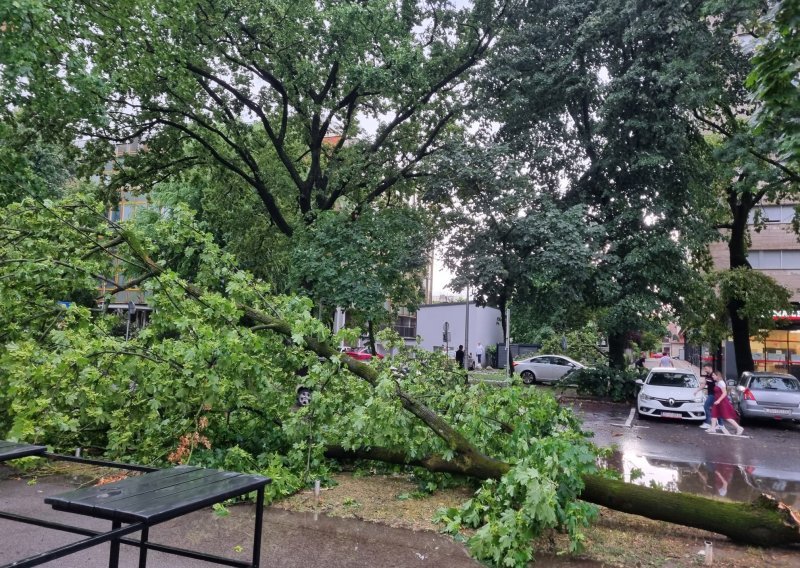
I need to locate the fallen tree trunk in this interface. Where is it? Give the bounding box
[325,446,800,547]
[581,475,800,547]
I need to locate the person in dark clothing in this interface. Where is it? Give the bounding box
[634,352,646,372]
[694,365,716,430]
[455,345,465,368]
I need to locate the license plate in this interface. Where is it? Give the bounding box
[661,412,682,419]
[767,408,791,415]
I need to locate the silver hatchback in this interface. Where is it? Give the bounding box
[730,372,800,422]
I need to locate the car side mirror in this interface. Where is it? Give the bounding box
[635,379,644,385]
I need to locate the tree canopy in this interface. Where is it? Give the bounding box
[3,1,800,565]
[2,0,509,236]
[465,0,721,365]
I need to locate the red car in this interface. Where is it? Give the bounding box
[341,347,384,361]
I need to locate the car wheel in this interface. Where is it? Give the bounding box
[521,370,536,385]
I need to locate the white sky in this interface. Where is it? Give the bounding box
[432,246,459,297]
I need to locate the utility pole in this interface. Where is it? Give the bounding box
[464,283,470,370]
[506,306,512,379]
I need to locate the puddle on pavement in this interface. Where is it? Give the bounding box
[602,450,800,507]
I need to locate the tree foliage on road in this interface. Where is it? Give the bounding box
[0,193,602,565]
[2,194,798,566]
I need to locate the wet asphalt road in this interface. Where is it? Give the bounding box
[569,398,800,506]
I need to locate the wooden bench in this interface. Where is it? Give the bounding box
[0,443,270,568]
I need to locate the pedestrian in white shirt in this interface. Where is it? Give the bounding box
[475,342,484,369]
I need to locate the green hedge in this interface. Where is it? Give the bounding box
[561,366,640,402]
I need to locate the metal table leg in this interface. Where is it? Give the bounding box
[108,520,121,568]
[252,488,265,568]
[138,526,150,568]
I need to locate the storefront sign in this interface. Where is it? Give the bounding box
[773,310,800,321]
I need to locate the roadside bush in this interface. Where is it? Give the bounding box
[563,366,640,402]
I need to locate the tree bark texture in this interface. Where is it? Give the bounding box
[607,331,626,370]
[580,475,799,547]
[727,189,755,374]
[326,446,800,547]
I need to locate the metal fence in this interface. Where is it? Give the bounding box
[494,343,540,368]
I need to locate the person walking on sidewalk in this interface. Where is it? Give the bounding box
[475,342,484,369]
[455,345,465,369]
[708,370,744,436]
[694,365,716,430]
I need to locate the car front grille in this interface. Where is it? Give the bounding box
[653,398,691,408]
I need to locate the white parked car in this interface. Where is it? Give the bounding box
[636,368,705,421]
[513,354,585,385]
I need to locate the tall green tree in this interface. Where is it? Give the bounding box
[3,0,509,236]
[431,144,594,339]
[475,0,719,367]
[3,0,515,329]
[290,205,434,349]
[687,1,800,373]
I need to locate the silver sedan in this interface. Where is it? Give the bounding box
[513,354,585,385]
[730,372,800,422]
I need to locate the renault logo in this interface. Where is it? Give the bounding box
[668,398,675,407]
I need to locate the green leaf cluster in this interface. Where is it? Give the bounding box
[435,436,598,566]
[566,366,641,403]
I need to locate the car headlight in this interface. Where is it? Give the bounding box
[640,393,652,401]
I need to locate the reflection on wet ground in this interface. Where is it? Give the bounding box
[568,399,800,507]
[603,450,800,507]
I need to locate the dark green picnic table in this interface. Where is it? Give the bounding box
[0,442,270,568]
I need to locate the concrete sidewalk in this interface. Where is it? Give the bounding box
[0,470,480,567]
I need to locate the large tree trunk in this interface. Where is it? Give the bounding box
[607,331,626,370]
[727,190,755,374]
[581,476,799,547]
[367,320,377,356]
[728,296,754,374]
[326,446,800,547]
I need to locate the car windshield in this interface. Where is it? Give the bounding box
[647,373,698,388]
[750,376,800,391]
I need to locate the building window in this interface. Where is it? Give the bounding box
[747,250,800,269]
[749,205,795,224]
[394,315,417,339]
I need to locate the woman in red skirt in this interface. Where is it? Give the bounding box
[708,371,744,436]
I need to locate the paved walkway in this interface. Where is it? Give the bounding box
[0,470,480,567]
